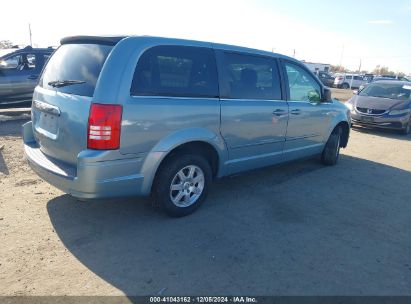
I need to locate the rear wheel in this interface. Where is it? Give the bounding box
[341,83,349,89]
[153,154,212,217]
[321,126,341,166]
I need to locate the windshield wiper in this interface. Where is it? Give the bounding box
[48,80,86,88]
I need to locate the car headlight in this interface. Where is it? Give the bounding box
[345,102,354,111]
[389,109,410,116]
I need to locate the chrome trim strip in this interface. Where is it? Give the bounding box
[355,107,388,116]
[130,95,219,101]
[33,100,61,116]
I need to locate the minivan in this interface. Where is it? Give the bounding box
[334,74,365,89]
[23,36,350,217]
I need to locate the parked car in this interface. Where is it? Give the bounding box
[358,76,411,92]
[346,80,411,134]
[334,74,366,89]
[23,36,350,217]
[363,73,374,82]
[317,71,335,87]
[0,46,54,105]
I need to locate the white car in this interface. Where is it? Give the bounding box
[334,74,366,89]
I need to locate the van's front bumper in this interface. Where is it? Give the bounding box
[23,121,149,199]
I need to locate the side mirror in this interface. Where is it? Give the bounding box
[322,87,332,102]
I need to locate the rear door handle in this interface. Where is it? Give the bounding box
[272,109,286,116]
[28,75,38,80]
[290,109,301,115]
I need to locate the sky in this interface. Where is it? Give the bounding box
[1,0,411,74]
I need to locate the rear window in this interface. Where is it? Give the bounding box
[130,45,219,98]
[39,44,113,97]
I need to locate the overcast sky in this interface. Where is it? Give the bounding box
[1,0,411,74]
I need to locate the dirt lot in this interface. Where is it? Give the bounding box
[1,118,411,296]
[331,88,354,102]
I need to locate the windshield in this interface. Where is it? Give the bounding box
[39,44,113,97]
[359,82,411,100]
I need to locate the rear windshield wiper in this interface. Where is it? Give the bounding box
[48,80,86,88]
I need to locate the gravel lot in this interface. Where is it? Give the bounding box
[1,118,410,296]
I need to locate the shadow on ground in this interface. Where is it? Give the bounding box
[352,125,411,141]
[47,155,411,295]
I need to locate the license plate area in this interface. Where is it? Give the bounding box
[35,112,59,140]
[360,116,374,123]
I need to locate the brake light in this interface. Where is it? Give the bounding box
[87,104,122,150]
[336,76,343,81]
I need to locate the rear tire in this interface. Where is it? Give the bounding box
[321,126,341,166]
[341,83,349,89]
[153,154,212,217]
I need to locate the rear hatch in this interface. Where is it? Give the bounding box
[32,39,118,165]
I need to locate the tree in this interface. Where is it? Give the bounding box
[0,40,14,49]
[372,65,395,76]
[330,65,349,73]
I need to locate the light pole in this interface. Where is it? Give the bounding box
[29,23,32,47]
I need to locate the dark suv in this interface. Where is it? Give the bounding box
[0,46,54,105]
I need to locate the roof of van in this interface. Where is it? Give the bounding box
[61,36,127,45]
[59,35,295,61]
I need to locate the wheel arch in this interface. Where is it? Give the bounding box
[335,121,350,147]
[139,128,228,196]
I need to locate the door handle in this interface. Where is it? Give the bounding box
[28,75,38,80]
[272,109,286,116]
[290,109,301,115]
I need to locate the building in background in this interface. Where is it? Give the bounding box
[302,61,331,74]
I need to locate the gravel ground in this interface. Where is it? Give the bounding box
[0,119,410,296]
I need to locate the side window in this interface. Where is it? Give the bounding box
[0,55,22,69]
[353,76,362,80]
[285,62,321,102]
[221,52,281,100]
[345,75,352,80]
[131,45,218,98]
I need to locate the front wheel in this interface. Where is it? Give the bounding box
[153,154,212,217]
[400,120,410,135]
[321,126,341,166]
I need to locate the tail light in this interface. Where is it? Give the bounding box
[87,104,122,150]
[336,76,343,81]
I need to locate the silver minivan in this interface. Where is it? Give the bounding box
[23,36,350,217]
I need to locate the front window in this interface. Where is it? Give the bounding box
[285,62,321,102]
[359,83,411,100]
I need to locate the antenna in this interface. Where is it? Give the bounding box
[29,23,32,47]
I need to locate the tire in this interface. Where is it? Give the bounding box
[321,126,341,166]
[400,120,410,135]
[153,154,212,217]
[341,83,349,89]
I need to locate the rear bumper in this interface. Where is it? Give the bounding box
[23,121,148,199]
[351,112,409,130]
